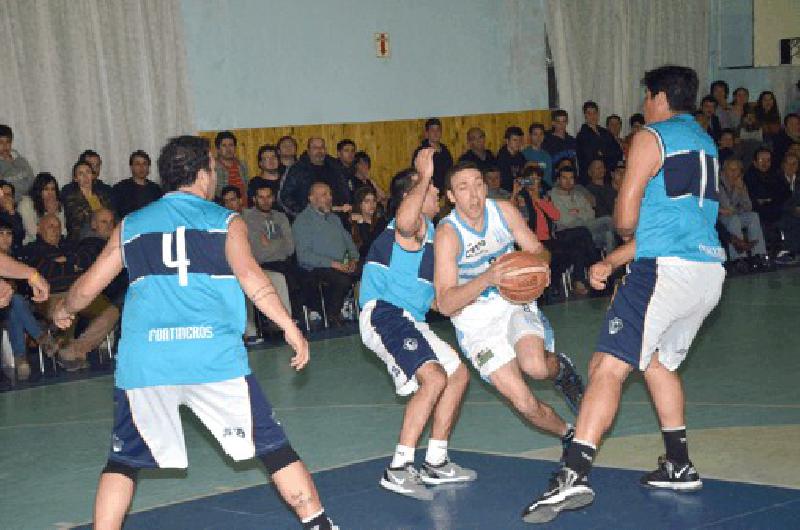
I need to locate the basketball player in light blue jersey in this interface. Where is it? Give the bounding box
[434,161,584,457]
[523,66,726,524]
[360,148,476,500]
[52,136,336,530]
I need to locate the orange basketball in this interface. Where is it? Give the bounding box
[495,251,550,304]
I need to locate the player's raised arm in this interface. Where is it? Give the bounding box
[395,147,435,247]
[495,200,550,262]
[226,216,309,370]
[614,129,662,240]
[52,225,123,327]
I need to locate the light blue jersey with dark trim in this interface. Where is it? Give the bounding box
[635,114,724,262]
[117,192,248,389]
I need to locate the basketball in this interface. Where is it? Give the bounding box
[495,251,550,304]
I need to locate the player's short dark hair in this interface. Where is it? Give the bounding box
[710,80,729,97]
[424,118,442,131]
[701,95,717,107]
[551,109,568,121]
[0,124,12,140]
[214,130,237,149]
[354,151,371,167]
[606,114,621,127]
[336,139,355,152]
[220,185,241,199]
[388,167,418,219]
[504,126,524,140]
[629,113,645,127]
[129,149,151,166]
[158,135,211,192]
[528,122,545,135]
[257,144,278,163]
[72,160,92,179]
[582,101,598,113]
[641,65,698,113]
[79,149,101,163]
[444,160,481,191]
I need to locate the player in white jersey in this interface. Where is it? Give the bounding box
[434,161,584,450]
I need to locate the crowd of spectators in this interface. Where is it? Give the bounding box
[1,77,798,381]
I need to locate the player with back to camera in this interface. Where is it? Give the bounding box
[434,161,585,458]
[522,65,726,524]
[52,136,337,530]
[359,148,476,500]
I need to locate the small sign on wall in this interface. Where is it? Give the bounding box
[375,32,390,58]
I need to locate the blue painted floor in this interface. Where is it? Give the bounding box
[75,450,800,530]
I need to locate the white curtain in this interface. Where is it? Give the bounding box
[0,0,193,188]
[546,0,709,135]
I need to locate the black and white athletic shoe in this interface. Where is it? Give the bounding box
[640,455,703,491]
[379,463,433,500]
[521,467,595,524]
[554,352,584,415]
[419,459,477,485]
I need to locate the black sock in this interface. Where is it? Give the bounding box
[564,439,595,477]
[562,425,575,446]
[302,510,332,530]
[662,427,689,465]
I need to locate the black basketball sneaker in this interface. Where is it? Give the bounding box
[640,455,703,491]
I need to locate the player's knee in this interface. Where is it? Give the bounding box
[589,352,632,383]
[417,363,447,394]
[447,363,469,388]
[102,460,138,482]
[260,443,300,475]
[518,355,549,380]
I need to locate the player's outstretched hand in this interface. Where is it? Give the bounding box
[284,324,310,371]
[51,298,76,329]
[28,272,50,302]
[414,147,435,183]
[589,260,613,290]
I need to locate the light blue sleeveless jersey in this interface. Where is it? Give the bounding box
[635,114,725,262]
[359,218,435,322]
[116,192,248,389]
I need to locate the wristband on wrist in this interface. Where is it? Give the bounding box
[29,270,41,283]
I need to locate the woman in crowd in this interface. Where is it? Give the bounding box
[350,186,386,272]
[755,91,782,141]
[61,160,114,240]
[350,151,388,209]
[18,172,66,244]
[730,87,750,125]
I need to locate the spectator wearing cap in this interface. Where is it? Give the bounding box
[411,118,453,191]
[112,150,162,219]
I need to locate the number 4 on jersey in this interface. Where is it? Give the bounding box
[163,226,191,286]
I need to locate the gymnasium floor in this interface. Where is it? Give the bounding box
[2,269,799,529]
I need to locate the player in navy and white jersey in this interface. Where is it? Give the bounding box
[434,161,584,457]
[360,148,475,500]
[52,136,336,530]
[523,66,726,524]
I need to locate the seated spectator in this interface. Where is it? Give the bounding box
[214,131,248,199]
[0,180,26,251]
[74,208,127,305]
[496,126,527,192]
[350,186,387,269]
[730,86,750,125]
[718,159,767,262]
[0,217,57,380]
[718,128,737,165]
[242,181,296,313]
[220,185,244,213]
[711,80,738,130]
[458,127,496,172]
[76,149,114,196]
[18,172,66,244]
[548,166,600,295]
[542,109,577,167]
[0,124,35,195]
[277,135,298,171]
[349,151,388,208]
[576,101,622,182]
[293,182,358,326]
[62,160,115,241]
[334,139,357,184]
[279,137,351,219]
[248,144,283,208]
[606,114,624,157]
[241,181,296,341]
[411,118,453,191]
[23,214,118,370]
[778,153,800,262]
[112,150,162,219]
[745,148,790,240]
[755,90,781,141]
[485,166,510,200]
[522,123,553,186]
[585,159,617,219]
[623,113,646,158]
[737,104,765,167]
[699,95,722,142]
[772,113,800,166]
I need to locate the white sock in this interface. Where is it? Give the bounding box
[425,439,448,466]
[390,444,415,468]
